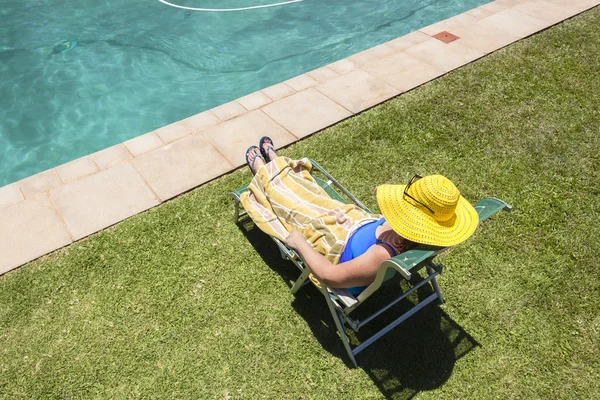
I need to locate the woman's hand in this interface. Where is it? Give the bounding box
[285,230,306,250]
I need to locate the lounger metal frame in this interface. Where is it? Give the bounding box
[231,159,511,367]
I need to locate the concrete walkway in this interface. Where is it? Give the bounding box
[1,0,598,274]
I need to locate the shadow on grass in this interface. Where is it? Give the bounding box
[239,220,479,400]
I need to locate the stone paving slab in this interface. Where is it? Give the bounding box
[420,13,477,36]
[211,101,247,121]
[495,0,528,7]
[56,156,99,183]
[18,169,62,199]
[549,0,599,11]
[306,66,340,84]
[405,38,486,72]
[466,5,495,20]
[513,0,581,22]
[155,121,194,143]
[182,111,221,133]
[238,91,272,111]
[362,52,446,92]
[387,31,431,51]
[328,58,359,75]
[131,133,233,201]
[481,2,508,13]
[452,22,521,54]
[285,74,319,91]
[0,184,24,209]
[365,43,398,59]
[261,82,296,101]
[315,69,400,113]
[0,194,72,274]
[124,132,165,156]
[347,44,397,67]
[90,144,133,171]
[262,89,352,138]
[200,110,297,167]
[50,163,159,240]
[131,133,234,201]
[1,0,599,274]
[478,9,550,37]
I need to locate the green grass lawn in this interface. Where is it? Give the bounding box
[2,7,600,400]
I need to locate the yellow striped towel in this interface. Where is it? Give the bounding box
[240,157,380,264]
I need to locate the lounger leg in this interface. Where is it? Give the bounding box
[278,246,288,260]
[319,285,358,367]
[290,267,311,295]
[427,263,445,304]
[353,291,440,356]
[233,198,240,224]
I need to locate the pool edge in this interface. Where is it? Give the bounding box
[1,0,597,276]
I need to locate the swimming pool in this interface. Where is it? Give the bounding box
[0,0,490,186]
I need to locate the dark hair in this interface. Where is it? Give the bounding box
[377,230,415,256]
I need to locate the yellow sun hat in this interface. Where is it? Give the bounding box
[376,175,479,247]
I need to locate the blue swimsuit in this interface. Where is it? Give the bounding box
[339,218,398,295]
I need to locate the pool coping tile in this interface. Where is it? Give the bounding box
[386,30,431,51]
[419,13,477,36]
[366,43,398,59]
[452,21,521,54]
[0,194,72,274]
[90,144,133,171]
[200,110,297,167]
[347,50,381,67]
[466,6,494,20]
[261,82,296,101]
[306,66,340,83]
[131,133,234,201]
[262,88,353,138]
[2,0,598,274]
[328,58,359,75]
[550,0,600,12]
[494,0,528,7]
[315,69,400,114]
[211,101,248,121]
[18,169,63,199]
[362,52,446,93]
[512,0,582,23]
[183,111,221,133]
[155,120,194,143]
[481,2,508,13]
[285,74,319,91]
[405,38,486,72]
[347,43,397,67]
[238,91,273,110]
[56,156,99,183]
[477,8,551,38]
[124,132,165,156]
[0,184,24,209]
[50,163,160,240]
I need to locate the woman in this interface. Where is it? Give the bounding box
[242,137,479,294]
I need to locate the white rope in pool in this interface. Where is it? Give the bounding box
[158,0,303,12]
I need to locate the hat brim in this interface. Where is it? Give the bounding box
[376,184,479,247]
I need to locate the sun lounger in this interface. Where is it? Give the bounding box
[230,159,511,366]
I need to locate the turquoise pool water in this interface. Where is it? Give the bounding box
[0,0,490,186]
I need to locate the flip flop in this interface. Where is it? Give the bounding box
[245,146,264,174]
[259,136,276,162]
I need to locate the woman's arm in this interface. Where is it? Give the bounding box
[285,230,390,288]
